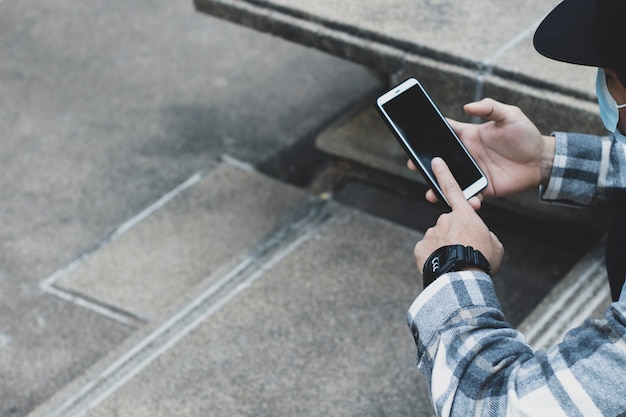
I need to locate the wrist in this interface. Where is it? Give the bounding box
[540,135,556,187]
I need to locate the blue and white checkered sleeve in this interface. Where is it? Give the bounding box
[407,271,626,417]
[542,131,626,207]
[407,271,533,416]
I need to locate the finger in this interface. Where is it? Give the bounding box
[463,98,508,123]
[425,189,439,204]
[407,159,417,171]
[431,157,468,210]
[468,195,482,211]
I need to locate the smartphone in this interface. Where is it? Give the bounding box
[376,77,487,207]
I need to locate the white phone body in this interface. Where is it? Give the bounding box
[376,78,487,206]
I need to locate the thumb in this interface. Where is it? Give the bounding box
[464,98,508,123]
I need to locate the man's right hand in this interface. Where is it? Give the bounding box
[409,98,556,205]
[414,158,504,275]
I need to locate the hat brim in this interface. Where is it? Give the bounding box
[533,0,604,67]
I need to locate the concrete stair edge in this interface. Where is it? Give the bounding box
[517,237,610,351]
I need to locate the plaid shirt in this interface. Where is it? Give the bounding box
[407,132,626,416]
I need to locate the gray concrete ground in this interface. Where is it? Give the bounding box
[0,0,380,415]
[0,0,613,416]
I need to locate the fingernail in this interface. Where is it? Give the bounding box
[432,157,443,166]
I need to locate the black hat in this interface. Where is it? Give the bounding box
[533,0,626,71]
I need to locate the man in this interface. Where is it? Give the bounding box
[407,0,626,415]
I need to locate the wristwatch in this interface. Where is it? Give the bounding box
[422,245,491,288]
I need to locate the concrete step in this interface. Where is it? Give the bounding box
[518,238,611,351]
[195,0,604,135]
[28,159,434,417]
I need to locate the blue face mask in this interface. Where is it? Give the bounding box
[596,68,626,134]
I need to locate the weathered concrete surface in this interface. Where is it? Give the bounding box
[194,0,602,129]
[194,0,561,73]
[0,0,380,414]
[0,283,133,417]
[54,162,310,321]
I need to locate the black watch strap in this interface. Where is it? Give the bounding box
[422,245,491,288]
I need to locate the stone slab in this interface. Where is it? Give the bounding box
[67,205,432,417]
[194,0,599,104]
[54,162,311,321]
[195,0,612,173]
[0,279,133,417]
[194,0,555,65]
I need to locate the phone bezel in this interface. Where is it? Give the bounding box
[376,78,487,206]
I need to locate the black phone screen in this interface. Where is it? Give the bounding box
[382,85,482,190]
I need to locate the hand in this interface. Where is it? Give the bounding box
[414,158,504,275]
[408,98,555,204]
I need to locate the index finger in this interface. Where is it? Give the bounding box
[431,157,469,211]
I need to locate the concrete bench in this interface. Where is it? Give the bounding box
[194,0,610,232]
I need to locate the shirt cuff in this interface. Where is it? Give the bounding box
[539,131,602,206]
